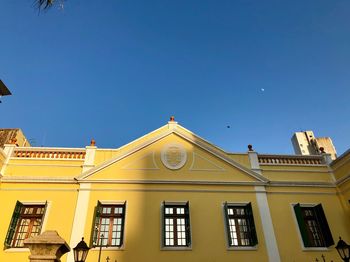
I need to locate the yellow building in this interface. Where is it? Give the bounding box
[0,118,349,262]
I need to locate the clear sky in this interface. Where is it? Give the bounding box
[1,1,349,155]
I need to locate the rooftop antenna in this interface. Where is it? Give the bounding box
[0,80,12,103]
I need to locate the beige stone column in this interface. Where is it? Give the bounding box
[24,231,70,262]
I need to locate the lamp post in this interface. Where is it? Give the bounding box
[336,237,350,262]
[73,237,90,262]
[98,234,105,262]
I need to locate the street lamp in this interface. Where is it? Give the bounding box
[335,237,350,262]
[73,237,90,262]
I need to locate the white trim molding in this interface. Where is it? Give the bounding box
[255,186,281,262]
[76,125,269,183]
[67,183,91,262]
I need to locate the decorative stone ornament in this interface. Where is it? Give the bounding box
[161,143,187,170]
[24,230,70,262]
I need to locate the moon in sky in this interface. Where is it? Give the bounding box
[261,88,265,92]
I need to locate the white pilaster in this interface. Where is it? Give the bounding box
[82,146,96,172]
[248,150,280,262]
[322,153,333,165]
[67,183,91,262]
[255,186,281,262]
[0,144,16,176]
[248,150,261,171]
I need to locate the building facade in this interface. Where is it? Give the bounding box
[0,119,349,262]
[291,131,337,160]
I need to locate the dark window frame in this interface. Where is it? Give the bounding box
[162,202,191,248]
[294,203,334,248]
[92,201,126,248]
[5,201,47,248]
[224,202,258,247]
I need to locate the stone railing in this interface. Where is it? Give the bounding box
[258,154,324,165]
[12,147,86,160]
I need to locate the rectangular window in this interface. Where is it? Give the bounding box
[5,201,47,248]
[163,202,191,247]
[294,203,334,247]
[224,202,258,247]
[92,202,126,247]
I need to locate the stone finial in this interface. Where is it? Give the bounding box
[248,144,253,151]
[319,147,325,154]
[90,139,96,146]
[170,116,175,122]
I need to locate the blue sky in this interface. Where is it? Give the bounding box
[1,0,349,155]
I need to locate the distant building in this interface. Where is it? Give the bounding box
[0,128,30,148]
[0,119,349,262]
[291,131,337,160]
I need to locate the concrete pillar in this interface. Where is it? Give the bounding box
[24,231,70,262]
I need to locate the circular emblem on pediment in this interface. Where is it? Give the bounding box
[161,143,187,170]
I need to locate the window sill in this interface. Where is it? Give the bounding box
[302,247,331,252]
[161,246,192,251]
[5,248,30,252]
[91,246,124,251]
[227,246,258,251]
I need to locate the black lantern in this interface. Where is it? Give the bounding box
[335,237,350,262]
[73,237,90,262]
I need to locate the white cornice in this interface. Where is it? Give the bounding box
[331,155,350,170]
[261,168,331,173]
[1,176,76,183]
[330,148,350,167]
[76,126,269,183]
[76,130,173,180]
[268,181,335,188]
[78,179,266,186]
[335,173,350,186]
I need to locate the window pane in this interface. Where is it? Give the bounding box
[11,204,45,247]
[164,204,190,247]
[95,204,125,247]
[226,205,255,247]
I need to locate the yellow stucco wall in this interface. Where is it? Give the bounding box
[0,148,5,171]
[83,184,268,262]
[4,159,84,177]
[0,122,349,262]
[331,152,350,180]
[267,188,349,262]
[0,183,78,262]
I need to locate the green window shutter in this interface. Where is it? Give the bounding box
[185,202,191,246]
[37,201,48,235]
[5,201,23,248]
[91,201,102,247]
[119,202,126,247]
[315,204,334,247]
[246,202,258,246]
[294,204,310,247]
[223,202,231,245]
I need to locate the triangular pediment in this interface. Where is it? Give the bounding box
[77,122,268,184]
